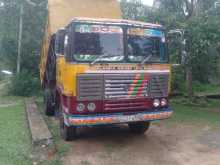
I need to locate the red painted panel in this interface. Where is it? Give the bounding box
[60,95,169,115]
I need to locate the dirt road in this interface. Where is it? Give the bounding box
[62,122,220,165]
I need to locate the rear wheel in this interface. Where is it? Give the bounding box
[44,89,55,116]
[128,122,150,134]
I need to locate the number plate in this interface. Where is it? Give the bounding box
[117,114,143,122]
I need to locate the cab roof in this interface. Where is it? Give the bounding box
[70,17,164,30]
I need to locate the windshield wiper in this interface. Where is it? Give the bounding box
[91,54,119,65]
[141,54,153,65]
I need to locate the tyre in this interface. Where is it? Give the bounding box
[59,115,77,141]
[58,104,77,141]
[44,89,55,116]
[128,121,150,134]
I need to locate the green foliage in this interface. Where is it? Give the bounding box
[120,0,145,20]
[171,66,186,94]
[0,0,47,96]
[185,14,220,83]
[157,0,220,85]
[8,71,41,96]
[21,1,47,74]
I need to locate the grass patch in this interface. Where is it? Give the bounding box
[193,83,220,96]
[0,105,32,165]
[170,98,220,127]
[0,95,25,105]
[0,80,25,105]
[171,96,220,107]
[81,160,92,165]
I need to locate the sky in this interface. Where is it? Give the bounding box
[141,0,154,6]
[119,0,154,6]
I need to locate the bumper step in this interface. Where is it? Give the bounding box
[64,108,173,126]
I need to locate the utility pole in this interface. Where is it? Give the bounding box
[17,4,23,74]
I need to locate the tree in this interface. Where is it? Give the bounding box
[0,0,47,95]
[120,0,154,21]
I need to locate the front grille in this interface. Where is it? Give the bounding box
[77,73,169,102]
[104,74,149,99]
[77,74,103,101]
[104,99,148,111]
[149,74,169,98]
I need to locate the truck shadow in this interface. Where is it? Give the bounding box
[64,123,180,165]
[77,124,146,141]
[70,123,174,151]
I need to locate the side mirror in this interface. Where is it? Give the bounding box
[168,29,186,66]
[55,29,66,55]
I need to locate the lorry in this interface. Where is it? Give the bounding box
[40,0,173,141]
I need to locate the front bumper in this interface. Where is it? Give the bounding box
[64,107,173,126]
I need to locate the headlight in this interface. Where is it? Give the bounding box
[153,99,160,107]
[76,103,85,112]
[161,98,167,107]
[87,103,96,112]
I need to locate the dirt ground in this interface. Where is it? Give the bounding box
[62,122,220,165]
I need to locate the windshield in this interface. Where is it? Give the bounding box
[127,28,167,63]
[73,24,124,62]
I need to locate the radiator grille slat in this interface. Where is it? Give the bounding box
[149,74,169,98]
[104,74,149,99]
[104,99,149,111]
[77,74,103,101]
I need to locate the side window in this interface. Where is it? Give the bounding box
[62,26,74,62]
[55,29,66,55]
[64,27,74,62]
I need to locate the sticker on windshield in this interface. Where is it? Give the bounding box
[75,25,123,34]
[128,28,164,38]
[144,29,164,38]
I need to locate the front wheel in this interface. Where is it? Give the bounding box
[128,121,150,134]
[59,115,77,141]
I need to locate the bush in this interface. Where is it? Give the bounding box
[8,71,41,96]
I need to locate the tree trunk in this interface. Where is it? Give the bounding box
[186,67,193,97]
